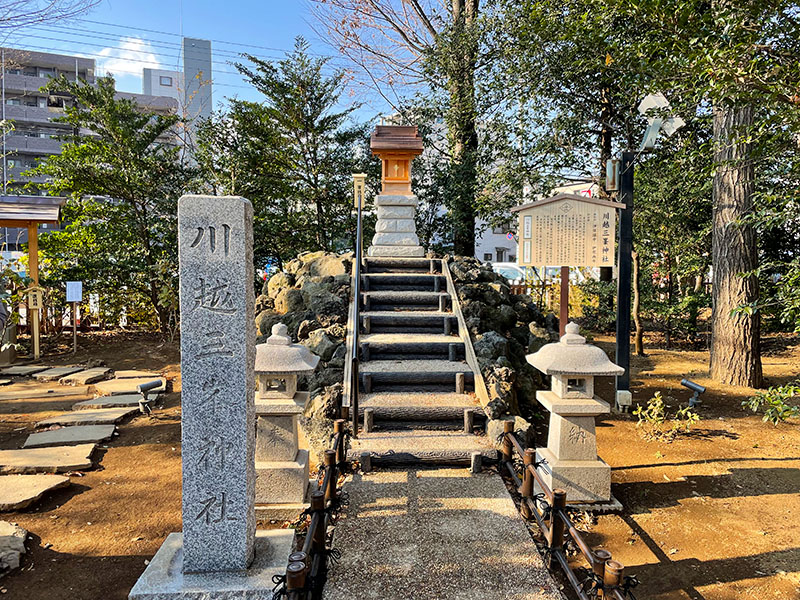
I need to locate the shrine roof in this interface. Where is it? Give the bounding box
[370,125,424,155]
[511,193,625,213]
[0,196,65,225]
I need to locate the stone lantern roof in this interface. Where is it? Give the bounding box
[255,324,320,374]
[526,322,623,376]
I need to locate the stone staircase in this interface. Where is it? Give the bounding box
[348,257,493,468]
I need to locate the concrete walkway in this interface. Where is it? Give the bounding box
[325,468,563,600]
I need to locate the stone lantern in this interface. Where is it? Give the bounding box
[253,323,319,517]
[526,322,624,505]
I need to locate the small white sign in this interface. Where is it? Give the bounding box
[66,281,83,303]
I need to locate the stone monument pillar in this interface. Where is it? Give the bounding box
[129,196,293,599]
[254,323,319,518]
[525,322,624,505]
[368,125,425,257]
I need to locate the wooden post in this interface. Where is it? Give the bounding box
[323,450,337,503]
[502,420,514,463]
[521,448,535,519]
[560,265,569,337]
[27,222,40,360]
[71,301,77,354]
[549,489,567,569]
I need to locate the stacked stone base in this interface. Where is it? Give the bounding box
[368,195,424,257]
[129,531,294,599]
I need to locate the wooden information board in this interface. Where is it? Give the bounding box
[511,193,625,268]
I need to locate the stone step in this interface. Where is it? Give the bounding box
[362,273,445,292]
[361,311,457,335]
[359,359,474,392]
[359,392,482,422]
[360,370,474,393]
[360,333,465,361]
[347,429,493,467]
[364,257,441,274]
[362,290,450,312]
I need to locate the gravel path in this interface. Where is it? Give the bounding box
[324,468,565,600]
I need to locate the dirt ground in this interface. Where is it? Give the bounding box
[583,333,800,600]
[1,332,183,600]
[1,330,799,599]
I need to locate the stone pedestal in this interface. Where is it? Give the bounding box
[129,531,294,600]
[368,195,424,257]
[535,390,611,502]
[254,392,310,518]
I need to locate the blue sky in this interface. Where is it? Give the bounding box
[5,0,386,118]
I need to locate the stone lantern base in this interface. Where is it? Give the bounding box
[534,390,612,503]
[254,392,310,519]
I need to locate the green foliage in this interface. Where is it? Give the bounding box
[633,391,701,442]
[743,383,800,425]
[195,38,378,270]
[577,279,616,332]
[27,75,194,332]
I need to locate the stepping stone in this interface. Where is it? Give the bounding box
[0,521,27,572]
[0,366,50,377]
[113,370,159,379]
[94,377,166,396]
[0,386,90,401]
[60,367,112,385]
[36,407,138,428]
[34,366,85,382]
[0,444,96,474]
[0,474,70,510]
[72,394,160,410]
[23,425,116,448]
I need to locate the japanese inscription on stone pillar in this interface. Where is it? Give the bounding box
[178,195,255,573]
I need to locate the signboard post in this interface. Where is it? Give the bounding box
[512,193,625,336]
[26,286,44,360]
[66,281,82,354]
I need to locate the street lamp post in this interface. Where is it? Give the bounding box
[613,94,684,410]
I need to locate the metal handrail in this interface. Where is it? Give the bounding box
[501,423,638,600]
[350,188,363,438]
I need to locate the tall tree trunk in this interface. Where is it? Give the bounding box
[448,0,478,257]
[632,249,644,355]
[710,103,762,387]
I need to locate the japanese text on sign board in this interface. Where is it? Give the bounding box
[517,200,616,267]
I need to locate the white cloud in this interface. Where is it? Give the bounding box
[97,37,162,78]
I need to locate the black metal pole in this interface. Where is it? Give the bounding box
[615,151,635,396]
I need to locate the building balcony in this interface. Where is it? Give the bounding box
[4,136,62,154]
[3,104,65,125]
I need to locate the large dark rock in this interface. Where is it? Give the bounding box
[474,331,508,360]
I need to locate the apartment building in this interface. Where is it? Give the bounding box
[0,48,180,254]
